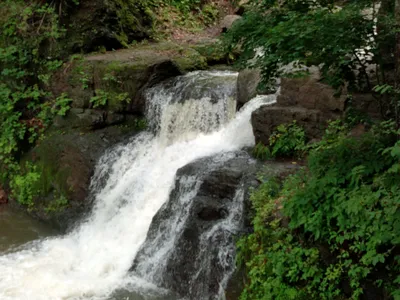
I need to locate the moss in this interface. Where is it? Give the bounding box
[61,0,155,53]
[192,41,229,65]
[32,139,72,201]
[173,48,208,71]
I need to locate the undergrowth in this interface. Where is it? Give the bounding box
[253,121,307,160]
[239,120,400,299]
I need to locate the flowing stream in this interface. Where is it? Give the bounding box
[0,71,276,300]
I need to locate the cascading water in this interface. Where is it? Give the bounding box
[0,71,276,300]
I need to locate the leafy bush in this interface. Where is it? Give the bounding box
[269,121,306,157]
[225,0,376,89]
[253,142,272,161]
[0,1,66,185]
[9,164,40,207]
[224,0,400,123]
[252,122,306,160]
[239,120,400,299]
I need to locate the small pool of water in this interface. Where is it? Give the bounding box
[0,205,57,253]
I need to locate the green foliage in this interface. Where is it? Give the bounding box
[133,118,148,131]
[224,0,399,123]
[90,90,130,109]
[168,0,202,13]
[252,122,306,160]
[45,196,69,213]
[269,121,306,157]
[253,142,272,161]
[0,1,72,203]
[152,0,220,38]
[239,120,400,299]
[373,84,400,124]
[225,0,376,90]
[9,164,40,207]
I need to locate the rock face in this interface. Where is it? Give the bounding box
[237,69,263,107]
[51,42,210,115]
[17,124,138,231]
[62,0,153,53]
[131,151,261,300]
[251,75,346,144]
[277,77,346,113]
[252,106,324,145]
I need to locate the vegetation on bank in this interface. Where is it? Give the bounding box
[0,0,225,208]
[242,120,400,299]
[225,0,400,123]
[227,0,400,299]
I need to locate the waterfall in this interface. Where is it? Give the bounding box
[0,71,276,300]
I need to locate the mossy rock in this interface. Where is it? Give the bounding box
[191,40,229,65]
[51,42,210,114]
[19,120,145,231]
[61,0,154,53]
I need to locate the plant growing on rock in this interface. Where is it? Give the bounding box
[252,122,306,160]
[0,1,69,205]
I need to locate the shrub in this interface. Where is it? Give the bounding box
[269,121,306,157]
[239,120,400,299]
[252,121,306,160]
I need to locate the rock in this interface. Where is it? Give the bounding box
[347,93,382,120]
[131,151,262,300]
[277,77,347,114]
[220,15,242,32]
[0,187,7,204]
[53,109,106,130]
[237,69,263,107]
[51,42,210,115]
[61,0,153,53]
[235,0,250,15]
[250,75,346,145]
[14,122,142,231]
[252,106,325,145]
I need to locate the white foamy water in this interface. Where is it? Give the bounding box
[0,71,276,300]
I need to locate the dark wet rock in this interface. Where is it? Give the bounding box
[61,0,153,53]
[277,77,346,114]
[235,0,250,15]
[12,121,142,232]
[252,106,326,145]
[131,152,301,300]
[131,151,261,300]
[251,75,345,144]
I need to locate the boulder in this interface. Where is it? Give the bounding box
[277,77,347,114]
[237,69,263,107]
[220,15,242,32]
[252,106,325,145]
[251,75,346,145]
[50,42,210,115]
[14,116,145,231]
[131,152,261,300]
[61,0,154,53]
